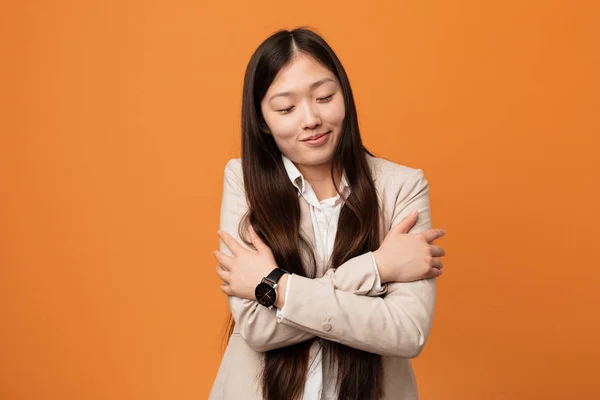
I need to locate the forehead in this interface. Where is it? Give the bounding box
[267,55,336,92]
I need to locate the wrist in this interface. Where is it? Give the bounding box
[372,250,389,284]
[274,273,289,309]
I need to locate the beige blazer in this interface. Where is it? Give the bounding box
[209,154,436,400]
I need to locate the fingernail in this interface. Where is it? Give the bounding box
[217,230,222,236]
[410,210,418,216]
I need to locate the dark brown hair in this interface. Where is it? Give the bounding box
[225,27,384,400]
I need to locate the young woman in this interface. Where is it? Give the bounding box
[209,27,447,400]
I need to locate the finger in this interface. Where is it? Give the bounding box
[422,228,447,243]
[425,267,443,279]
[248,224,266,253]
[220,283,232,295]
[430,258,444,270]
[430,245,446,258]
[391,210,419,234]
[216,265,231,283]
[217,230,244,256]
[213,250,234,269]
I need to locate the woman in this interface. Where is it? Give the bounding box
[209,27,447,400]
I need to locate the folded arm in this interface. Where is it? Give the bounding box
[219,159,388,352]
[276,168,436,358]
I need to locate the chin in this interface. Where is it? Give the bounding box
[300,153,334,166]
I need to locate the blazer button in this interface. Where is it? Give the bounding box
[322,322,332,331]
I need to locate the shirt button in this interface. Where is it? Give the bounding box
[322,322,332,331]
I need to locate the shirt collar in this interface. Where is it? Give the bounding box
[281,153,350,198]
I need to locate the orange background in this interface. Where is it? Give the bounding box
[1,1,599,399]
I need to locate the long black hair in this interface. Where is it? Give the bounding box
[226,27,384,400]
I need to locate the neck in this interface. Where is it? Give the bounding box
[296,161,343,201]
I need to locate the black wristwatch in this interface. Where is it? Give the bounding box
[255,268,289,309]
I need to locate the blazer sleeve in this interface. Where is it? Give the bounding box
[276,167,437,358]
[219,159,388,352]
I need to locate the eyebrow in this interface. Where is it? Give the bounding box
[268,78,335,103]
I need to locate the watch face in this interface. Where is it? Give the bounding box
[255,282,276,307]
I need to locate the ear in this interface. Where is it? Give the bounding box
[258,118,271,135]
[260,124,271,135]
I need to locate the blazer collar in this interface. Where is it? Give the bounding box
[281,153,355,273]
[281,153,350,198]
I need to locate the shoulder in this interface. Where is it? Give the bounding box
[223,158,243,180]
[225,155,428,192]
[224,158,243,175]
[222,158,244,192]
[366,155,432,229]
[366,154,428,190]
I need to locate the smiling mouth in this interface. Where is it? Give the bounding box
[301,131,331,141]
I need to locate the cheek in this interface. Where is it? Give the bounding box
[262,116,297,153]
[269,120,297,140]
[263,112,298,139]
[324,98,346,125]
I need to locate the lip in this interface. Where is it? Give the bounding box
[302,131,331,147]
[301,131,331,142]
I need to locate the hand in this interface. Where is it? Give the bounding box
[213,225,279,300]
[373,210,447,283]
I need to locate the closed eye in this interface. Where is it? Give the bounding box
[277,106,294,114]
[317,94,334,102]
[276,94,335,114]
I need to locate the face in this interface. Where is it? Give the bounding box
[260,54,345,169]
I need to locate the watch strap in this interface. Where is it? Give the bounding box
[264,268,288,286]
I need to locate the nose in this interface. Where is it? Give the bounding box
[300,102,321,130]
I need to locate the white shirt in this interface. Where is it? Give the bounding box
[276,154,385,400]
